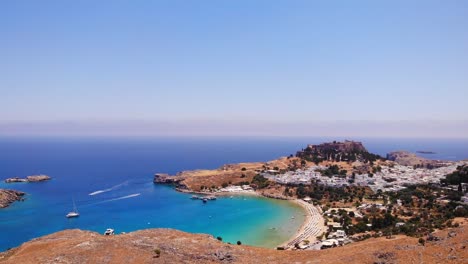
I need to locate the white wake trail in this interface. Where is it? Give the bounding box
[89,189,111,196]
[88,180,129,196]
[93,193,141,205]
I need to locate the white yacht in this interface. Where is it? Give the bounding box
[66,198,80,218]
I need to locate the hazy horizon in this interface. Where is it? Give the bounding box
[1,1,467,138]
[0,120,467,138]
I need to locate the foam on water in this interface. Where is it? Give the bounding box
[89,180,129,196]
[92,193,141,204]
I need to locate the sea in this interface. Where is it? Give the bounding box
[1,136,467,251]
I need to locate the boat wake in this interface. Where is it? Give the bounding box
[92,193,141,205]
[89,181,129,196]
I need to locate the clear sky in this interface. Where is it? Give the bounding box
[1,1,467,137]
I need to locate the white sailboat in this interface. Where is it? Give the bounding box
[66,198,80,218]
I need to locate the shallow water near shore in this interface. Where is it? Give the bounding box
[1,137,467,251]
[0,183,305,250]
[0,137,310,251]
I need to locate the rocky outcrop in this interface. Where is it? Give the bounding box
[0,189,25,208]
[5,175,51,183]
[153,173,184,184]
[305,140,368,153]
[4,178,28,183]
[296,140,383,163]
[26,175,51,182]
[386,151,447,168]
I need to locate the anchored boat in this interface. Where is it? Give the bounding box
[66,198,80,218]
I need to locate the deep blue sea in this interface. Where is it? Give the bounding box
[1,136,467,251]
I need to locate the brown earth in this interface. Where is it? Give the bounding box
[1,219,467,264]
[0,189,25,208]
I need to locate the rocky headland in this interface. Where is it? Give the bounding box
[386,151,449,168]
[0,189,25,208]
[4,175,51,183]
[0,222,466,264]
[153,157,307,193]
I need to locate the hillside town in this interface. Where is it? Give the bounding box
[261,161,467,193]
[153,140,468,253]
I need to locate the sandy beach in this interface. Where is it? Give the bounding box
[176,186,324,248]
[281,199,326,249]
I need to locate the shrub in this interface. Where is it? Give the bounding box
[251,174,270,189]
[418,238,425,246]
[153,248,161,258]
[237,241,242,245]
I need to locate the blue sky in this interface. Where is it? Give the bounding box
[1,1,467,137]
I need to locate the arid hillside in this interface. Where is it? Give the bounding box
[1,219,466,264]
[154,156,311,192]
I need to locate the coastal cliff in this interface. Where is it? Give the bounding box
[0,189,25,208]
[153,173,184,184]
[1,223,466,263]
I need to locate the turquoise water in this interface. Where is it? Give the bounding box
[0,183,304,250]
[0,137,308,251]
[1,137,467,251]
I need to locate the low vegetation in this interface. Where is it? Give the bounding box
[251,174,270,189]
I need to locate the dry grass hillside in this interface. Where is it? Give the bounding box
[168,157,310,191]
[1,219,467,264]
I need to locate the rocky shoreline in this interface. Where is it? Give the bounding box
[0,189,25,208]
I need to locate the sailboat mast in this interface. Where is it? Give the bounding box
[72,197,78,213]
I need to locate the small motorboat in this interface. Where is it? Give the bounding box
[104,228,115,235]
